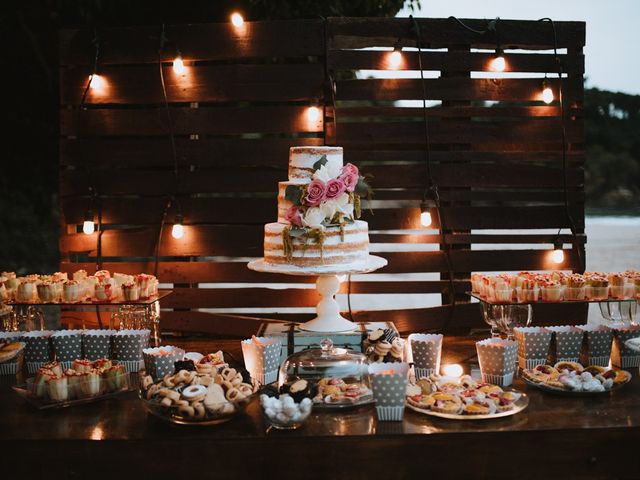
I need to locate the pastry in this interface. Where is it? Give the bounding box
[522,364,559,383]
[554,361,583,374]
[48,375,68,402]
[429,392,463,414]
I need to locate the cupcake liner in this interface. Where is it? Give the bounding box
[143,346,186,380]
[375,406,405,422]
[369,363,409,412]
[414,367,437,379]
[513,327,552,361]
[27,361,49,374]
[518,357,548,370]
[241,337,282,385]
[119,360,144,374]
[23,331,53,364]
[82,329,115,360]
[51,330,83,363]
[408,333,442,373]
[546,325,584,363]
[476,338,518,382]
[0,361,20,375]
[481,372,515,387]
[577,325,613,366]
[611,326,640,369]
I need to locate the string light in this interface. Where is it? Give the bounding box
[551,238,564,264]
[541,79,554,104]
[306,105,321,123]
[173,54,185,75]
[490,50,506,72]
[83,210,95,235]
[442,364,463,377]
[420,200,432,227]
[88,73,104,91]
[388,45,403,69]
[171,214,184,239]
[231,12,244,28]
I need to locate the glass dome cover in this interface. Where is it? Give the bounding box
[278,339,373,408]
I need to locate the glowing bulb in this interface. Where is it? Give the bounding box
[173,55,185,75]
[83,220,95,235]
[89,74,104,91]
[231,12,244,28]
[172,222,184,239]
[388,49,402,69]
[542,86,554,104]
[337,274,347,283]
[420,210,432,227]
[490,55,506,72]
[551,248,564,264]
[307,106,321,123]
[442,364,463,378]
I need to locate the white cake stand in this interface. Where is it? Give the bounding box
[247,255,387,333]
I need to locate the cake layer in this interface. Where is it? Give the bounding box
[264,220,369,266]
[289,146,343,182]
[277,181,296,223]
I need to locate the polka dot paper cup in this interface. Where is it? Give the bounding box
[143,346,186,381]
[368,362,409,421]
[407,333,442,379]
[577,324,613,367]
[81,329,116,361]
[23,331,53,374]
[241,336,281,386]
[112,329,150,373]
[546,325,584,363]
[513,327,552,370]
[51,330,83,370]
[476,338,518,387]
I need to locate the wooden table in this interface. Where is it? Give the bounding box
[1,336,639,479]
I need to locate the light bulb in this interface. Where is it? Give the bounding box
[420,210,432,227]
[171,215,184,239]
[442,364,463,377]
[542,86,554,104]
[231,12,244,28]
[388,49,402,69]
[83,220,95,235]
[173,55,185,75]
[307,106,321,123]
[89,74,104,91]
[490,55,506,72]
[551,248,564,264]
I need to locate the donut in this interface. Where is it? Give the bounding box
[177,405,195,418]
[146,384,160,400]
[221,380,234,391]
[184,371,196,384]
[158,389,181,402]
[197,375,212,386]
[160,397,173,407]
[181,384,207,402]
[225,387,243,402]
[174,399,189,407]
[231,373,243,386]
[239,384,254,396]
[192,402,205,419]
[221,367,237,382]
[162,375,176,388]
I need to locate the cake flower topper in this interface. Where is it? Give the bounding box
[281,155,371,260]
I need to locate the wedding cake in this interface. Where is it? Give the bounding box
[263,146,371,267]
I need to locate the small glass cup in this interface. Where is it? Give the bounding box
[564,287,586,301]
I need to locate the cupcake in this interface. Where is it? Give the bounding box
[492,278,512,303]
[48,375,68,402]
[137,274,151,299]
[81,276,98,300]
[16,280,36,302]
[94,281,113,302]
[52,272,68,283]
[541,280,563,302]
[104,364,126,392]
[63,280,81,303]
[36,281,56,303]
[586,275,608,300]
[65,369,83,400]
[79,371,101,397]
[73,269,87,282]
[471,273,483,295]
[122,282,140,301]
[33,368,55,398]
[608,273,626,299]
[564,274,586,301]
[72,359,93,373]
[95,270,111,281]
[516,278,539,303]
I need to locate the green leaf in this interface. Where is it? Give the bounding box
[289,227,306,238]
[284,185,302,206]
[312,155,328,171]
[354,177,372,196]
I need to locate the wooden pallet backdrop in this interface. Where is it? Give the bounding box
[58,18,586,336]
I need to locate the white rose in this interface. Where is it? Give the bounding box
[302,207,326,230]
[312,158,342,182]
[321,200,338,220]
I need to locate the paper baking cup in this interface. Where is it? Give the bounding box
[476,338,518,387]
[375,406,405,421]
[241,337,281,386]
[577,325,613,366]
[143,346,185,380]
[546,325,584,363]
[481,372,515,387]
[611,326,640,368]
[51,330,83,367]
[23,331,53,366]
[518,356,548,370]
[408,333,442,374]
[82,329,115,360]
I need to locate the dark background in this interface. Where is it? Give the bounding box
[1,0,637,274]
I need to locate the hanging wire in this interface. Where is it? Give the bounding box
[410,15,458,333]
[538,17,584,272]
[80,28,100,110]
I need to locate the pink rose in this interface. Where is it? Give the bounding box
[305,179,326,207]
[325,178,347,200]
[284,206,303,226]
[340,163,359,192]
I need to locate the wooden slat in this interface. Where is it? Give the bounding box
[61,64,323,105]
[329,50,584,74]
[335,78,583,102]
[60,164,584,196]
[337,105,583,119]
[327,18,585,50]
[59,20,325,65]
[60,106,322,136]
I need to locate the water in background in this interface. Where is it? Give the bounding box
[585,216,640,271]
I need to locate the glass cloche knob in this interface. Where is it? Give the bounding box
[320,338,334,355]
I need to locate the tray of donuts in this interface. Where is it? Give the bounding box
[140,366,258,425]
[521,362,632,396]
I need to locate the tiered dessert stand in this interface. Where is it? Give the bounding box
[248,255,387,332]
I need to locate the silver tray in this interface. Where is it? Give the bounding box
[522,375,631,396]
[406,389,529,420]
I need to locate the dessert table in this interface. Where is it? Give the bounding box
[1,336,639,479]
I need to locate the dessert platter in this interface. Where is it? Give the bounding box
[522,362,632,395]
[248,146,387,332]
[140,366,258,425]
[363,327,405,363]
[405,374,529,420]
[13,358,132,409]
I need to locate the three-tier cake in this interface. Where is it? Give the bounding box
[263,146,371,267]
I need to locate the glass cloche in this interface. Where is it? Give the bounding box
[278,339,373,408]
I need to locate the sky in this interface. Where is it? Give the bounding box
[397,0,640,95]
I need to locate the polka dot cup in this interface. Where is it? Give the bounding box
[577,324,613,367]
[476,338,518,387]
[241,337,281,386]
[23,331,53,374]
[368,362,409,421]
[51,330,83,370]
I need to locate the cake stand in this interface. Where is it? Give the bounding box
[247,255,387,333]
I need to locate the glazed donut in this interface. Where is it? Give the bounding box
[181,384,207,402]
[225,387,244,402]
[192,402,205,419]
[177,405,195,418]
[221,367,237,381]
[141,375,154,390]
[231,373,243,387]
[183,371,196,384]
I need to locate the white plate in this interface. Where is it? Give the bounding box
[247,255,387,276]
[406,390,529,420]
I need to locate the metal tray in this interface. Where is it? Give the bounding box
[406,390,529,420]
